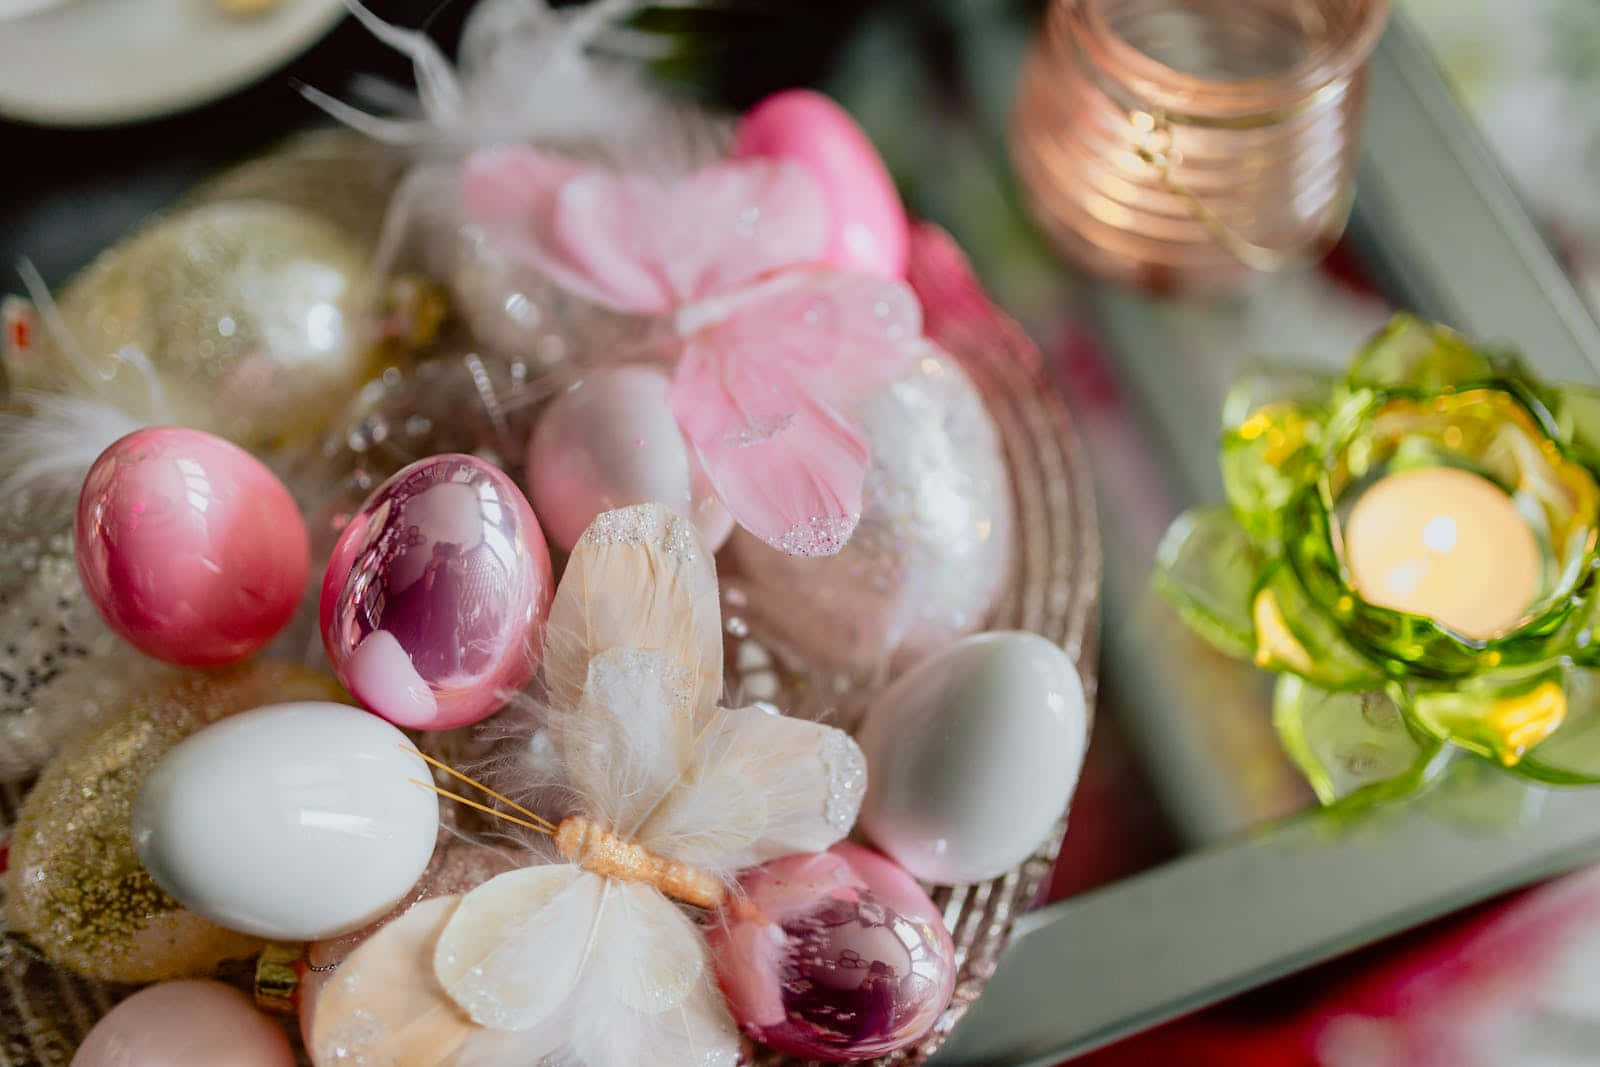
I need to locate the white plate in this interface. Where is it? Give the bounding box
[0,0,345,127]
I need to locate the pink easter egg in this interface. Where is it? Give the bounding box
[75,427,310,667]
[526,365,733,554]
[732,89,909,278]
[71,980,294,1067]
[706,842,956,1062]
[321,453,553,730]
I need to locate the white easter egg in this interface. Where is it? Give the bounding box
[729,346,1012,672]
[132,702,439,942]
[526,365,733,553]
[855,632,1088,884]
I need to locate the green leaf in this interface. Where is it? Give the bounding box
[1406,663,1569,768]
[1546,383,1600,463]
[1273,675,1444,807]
[1250,563,1386,690]
[1153,508,1261,660]
[1346,313,1492,392]
[1218,364,1330,544]
[1517,667,1600,784]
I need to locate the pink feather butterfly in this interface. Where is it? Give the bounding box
[460,147,922,556]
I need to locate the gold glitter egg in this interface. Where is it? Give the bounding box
[3,661,346,983]
[22,201,378,449]
[181,129,410,255]
[728,344,1015,675]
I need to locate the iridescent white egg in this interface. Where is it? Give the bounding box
[729,346,1013,672]
[856,632,1088,884]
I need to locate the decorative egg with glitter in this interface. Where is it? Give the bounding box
[75,427,310,667]
[732,89,909,278]
[15,201,375,448]
[0,497,152,781]
[707,843,956,1062]
[856,632,1089,884]
[321,453,554,730]
[527,365,733,553]
[72,980,295,1067]
[2,662,343,983]
[730,346,1012,672]
[133,702,439,942]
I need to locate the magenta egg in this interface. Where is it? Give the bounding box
[320,453,553,730]
[731,89,909,278]
[72,980,294,1067]
[707,842,956,1062]
[75,426,309,667]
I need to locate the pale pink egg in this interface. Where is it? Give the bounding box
[321,453,554,730]
[707,842,956,1062]
[75,427,309,667]
[526,365,733,554]
[72,980,294,1067]
[732,89,909,278]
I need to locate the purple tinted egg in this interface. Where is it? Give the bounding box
[320,454,553,730]
[707,843,955,1062]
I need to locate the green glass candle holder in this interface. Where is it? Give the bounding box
[1157,314,1600,808]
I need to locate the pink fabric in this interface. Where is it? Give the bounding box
[460,148,919,556]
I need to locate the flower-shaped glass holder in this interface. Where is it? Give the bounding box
[1159,314,1600,808]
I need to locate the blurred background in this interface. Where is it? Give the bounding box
[5,1,1600,1063]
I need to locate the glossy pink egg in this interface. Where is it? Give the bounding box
[732,89,909,278]
[321,453,553,730]
[75,426,309,667]
[71,980,294,1067]
[707,842,956,1062]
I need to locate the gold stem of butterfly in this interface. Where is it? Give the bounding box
[402,746,726,910]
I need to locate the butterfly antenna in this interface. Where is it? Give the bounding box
[402,744,559,833]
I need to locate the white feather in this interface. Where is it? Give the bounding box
[0,391,146,504]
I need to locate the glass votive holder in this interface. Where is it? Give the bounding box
[1012,0,1391,293]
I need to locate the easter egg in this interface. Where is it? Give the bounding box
[133,702,440,942]
[75,426,310,667]
[732,89,908,278]
[71,981,294,1067]
[3,662,343,983]
[856,632,1088,884]
[321,453,554,729]
[20,201,376,449]
[729,347,1013,672]
[527,365,733,553]
[707,843,955,1061]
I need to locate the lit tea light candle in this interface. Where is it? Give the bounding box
[1343,466,1540,640]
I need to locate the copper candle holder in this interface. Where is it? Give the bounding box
[1013,0,1390,292]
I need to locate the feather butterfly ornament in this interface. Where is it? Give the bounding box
[305,502,868,1067]
[460,149,922,556]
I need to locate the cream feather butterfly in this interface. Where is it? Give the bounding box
[307,502,868,1067]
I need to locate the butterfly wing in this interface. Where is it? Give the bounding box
[431,867,739,1067]
[304,894,543,1067]
[637,704,867,874]
[670,271,921,555]
[543,503,722,723]
[460,147,828,313]
[433,865,607,1034]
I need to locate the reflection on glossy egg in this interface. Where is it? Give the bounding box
[321,453,554,730]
